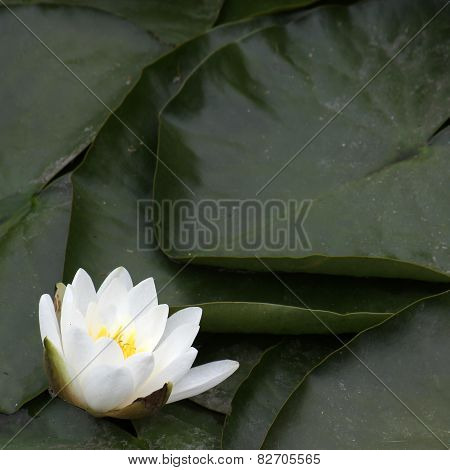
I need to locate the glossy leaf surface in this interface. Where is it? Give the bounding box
[223,335,341,449]
[156,0,450,281]
[134,401,223,450]
[263,292,450,449]
[0,177,72,413]
[0,394,143,449]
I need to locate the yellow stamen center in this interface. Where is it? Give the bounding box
[95,325,137,359]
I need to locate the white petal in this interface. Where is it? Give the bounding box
[65,332,125,398]
[97,267,133,296]
[85,301,101,337]
[60,285,86,348]
[39,294,62,354]
[93,337,124,366]
[137,348,197,398]
[81,364,134,413]
[72,268,97,314]
[63,327,96,376]
[62,362,87,409]
[124,352,155,403]
[126,352,154,387]
[135,304,169,352]
[96,278,128,329]
[167,360,239,404]
[128,278,158,320]
[159,307,202,344]
[153,323,199,371]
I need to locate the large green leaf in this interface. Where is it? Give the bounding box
[129,15,286,155]
[0,394,143,449]
[222,335,341,449]
[263,292,450,449]
[191,334,280,414]
[64,24,445,336]
[0,176,72,414]
[156,0,450,281]
[133,401,223,450]
[218,0,317,23]
[5,0,223,46]
[0,4,163,203]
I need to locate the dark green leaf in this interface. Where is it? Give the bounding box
[130,15,284,155]
[0,394,143,449]
[191,334,281,414]
[0,177,72,414]
[134,401,223,450]
[0,4,163,202]
[156,0,450,281]
[222,335,341,449]
[5,0,223,46]
[263,292,450,449]
[218,0,317,23]
[64,23,445,336]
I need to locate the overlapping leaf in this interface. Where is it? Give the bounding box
[0,394,144,449]
[262,292,450,449]
[191,334,281,414]
[156,0,450,281]
[134,401,223,450]
[63,20,445,337]
[5,0,223,46]
[218,0,317,23]
[0,177,72,414]
[0,4,163,202]
[222,335,342,449]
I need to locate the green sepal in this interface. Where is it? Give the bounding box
[43,337,84,409]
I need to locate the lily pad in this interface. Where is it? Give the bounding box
[0,394,144,449]
[222,335,342,449]
[0,176,72,414]
[191,334,281,414]
[218,0,317,23]
[134,401,223,450]
[155,0,450,281]
[5,0,223,46]
[132,14,284,155]
[0,3,163,203]
[263,292,450,449]
[64,29,445,335]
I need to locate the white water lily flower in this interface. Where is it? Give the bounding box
[39,267,239,418]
